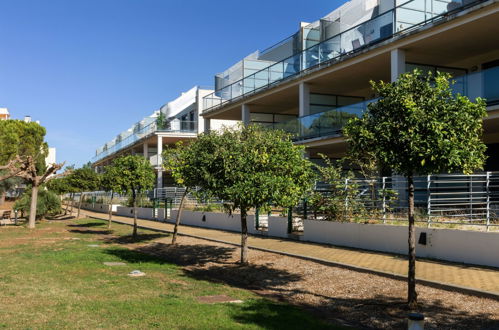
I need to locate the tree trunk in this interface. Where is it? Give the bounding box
[240,208,249,264]
[407,175,418,308]
[70,193,75,214]
[0,191,6,206]
[172,188,189,245]
[77,192,84,219]
[108,191,114,229]
[132,190,138,239]
[64,193,71,215]
[28,185,39,229]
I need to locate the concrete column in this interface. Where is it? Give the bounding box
[143,142,149,160]
[242,104,251,126]
[299,82,310,117]
[390,49,406,82]
[204,117,211,133]
[156,135,163,188]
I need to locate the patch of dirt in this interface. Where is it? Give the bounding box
[131,235,499,330]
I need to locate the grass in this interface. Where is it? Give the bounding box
[0,218,343,329]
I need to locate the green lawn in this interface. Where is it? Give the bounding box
[0,218,342,329]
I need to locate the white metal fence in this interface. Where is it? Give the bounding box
[313,172,499,231]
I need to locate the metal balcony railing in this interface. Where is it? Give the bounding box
[92,121,197,163]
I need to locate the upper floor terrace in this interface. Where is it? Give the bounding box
[92,86,209,165]
[202,0,494,115]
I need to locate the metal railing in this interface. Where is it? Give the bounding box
[310,172,499,231]
[202,0,487,112]
[92,121,198,164]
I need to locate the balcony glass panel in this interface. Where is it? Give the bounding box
[269,62,284,83]
[484,66,499,104]
[202,0,486,113]
[273,66,499,143]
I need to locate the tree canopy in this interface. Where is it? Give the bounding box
[344,70,487,177]
[187,124,315,263]
[344,69,487,308]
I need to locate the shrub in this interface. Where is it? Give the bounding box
[14,188,61,219]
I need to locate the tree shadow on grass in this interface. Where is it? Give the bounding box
[104,243,236,267]
[46,214,75,221]
[68,229,114,235]
[103,233,166,244]
[230,299,341,330]
[67,222,105,228]
[185,263,302,291]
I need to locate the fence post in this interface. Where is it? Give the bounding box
[344,178,349,221]
[303,198,308,221]
[470,175,473,223]
[255,208,260,230]
[486,172,490,232]
[287,207,293,234]
[382,177,387,224]
[427,175,431,228]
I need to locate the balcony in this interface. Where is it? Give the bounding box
[92,121,198,164]
[273,66,499,142]
[202,0,487,113]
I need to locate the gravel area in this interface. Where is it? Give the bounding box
[132,235,499,330]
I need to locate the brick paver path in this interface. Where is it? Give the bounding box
[78,209,499,296]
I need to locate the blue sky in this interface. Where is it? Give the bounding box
[0,0,342,167]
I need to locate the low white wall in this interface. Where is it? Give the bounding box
[303,220,499,268]
[116,206,134,217]
[268,217,289,238]
[170,210,242,232]
[79,205,499,268]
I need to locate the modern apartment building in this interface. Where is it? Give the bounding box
[201,0,499,170]
[92,86,234,188]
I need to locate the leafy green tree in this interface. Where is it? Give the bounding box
[111,155,155,238]
[101,165,121,229]
[14,188,61,220]
[0,120,47,167]
[0,120,65,229]
[189,124,314,264]
[67,166,100,219]
[343,69,487,308]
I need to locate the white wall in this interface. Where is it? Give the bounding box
[79,205,499,268]
[268,216,289,238]
[303,220,499,268]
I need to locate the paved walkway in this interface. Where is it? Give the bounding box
[78,208,499,297]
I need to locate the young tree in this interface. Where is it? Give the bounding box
[343,69,487,308]
[163,141,202,244]
[67,166,100,218]
[189,124,314,264]
[112,155,155,238]
[101,165,121,229]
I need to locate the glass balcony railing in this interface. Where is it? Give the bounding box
[92,121,198,164]
[203,0,486,112]
[274,66,499,142]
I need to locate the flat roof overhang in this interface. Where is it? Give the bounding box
[92,132,197,166]
[202,1,499,121]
